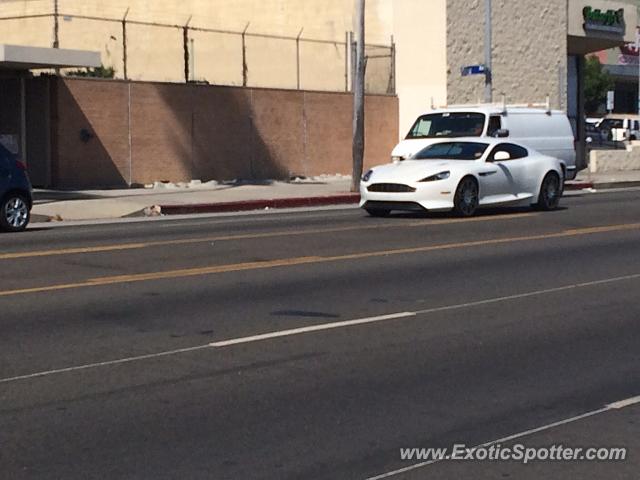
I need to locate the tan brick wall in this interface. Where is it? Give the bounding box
[53,78,398,188]
[446,0,568,109]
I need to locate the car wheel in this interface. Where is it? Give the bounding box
[535,172,561,211]
[365,208,391,217]
[453,177,479,217]
[0,194,30,232]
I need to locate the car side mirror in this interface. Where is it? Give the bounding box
[495,129,510,138]
[493,151,511,161]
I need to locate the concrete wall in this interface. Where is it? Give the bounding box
[393,0,447,136]
[589,144,640,172]
[52,78,398,188]
[446,0,568,109]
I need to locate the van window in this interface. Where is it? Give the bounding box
[406,113,486,139]
[487,116,501,137]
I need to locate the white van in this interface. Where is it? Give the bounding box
[392,105,577,180]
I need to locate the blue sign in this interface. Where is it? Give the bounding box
[461,65,487,76]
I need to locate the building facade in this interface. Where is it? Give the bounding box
[0,0,638,187]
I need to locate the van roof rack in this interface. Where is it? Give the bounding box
[432,95,552,115]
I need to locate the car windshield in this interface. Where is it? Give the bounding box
[413,142,489,160]
[601,119,624,129]
[406,113,486,139]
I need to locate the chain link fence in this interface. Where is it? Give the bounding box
[0,11,395,95]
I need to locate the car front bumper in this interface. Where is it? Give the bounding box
[359,180,456,212]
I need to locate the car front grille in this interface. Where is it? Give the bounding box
[367,183,416,193]
[363,201,426,212]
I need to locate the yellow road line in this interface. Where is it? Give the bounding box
[0,212,536,261]
[1,221,639,298]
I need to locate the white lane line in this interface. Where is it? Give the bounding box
[0,344,212,385]
[607,395,640,409]
[210,272,640,348]
[209,312,417,347]
[365,395,640,480]
[364,408,611,480]
[2,272,640,385]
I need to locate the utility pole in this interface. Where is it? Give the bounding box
[636,26,640,116]
[484,0,492,103]
[351,0,366,192]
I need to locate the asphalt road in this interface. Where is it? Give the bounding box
[1,189,640,479]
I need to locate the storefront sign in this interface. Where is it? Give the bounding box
[583,7,625,35]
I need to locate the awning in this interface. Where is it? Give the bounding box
[0,44,101,71]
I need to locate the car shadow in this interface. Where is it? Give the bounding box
[368,205,568,219]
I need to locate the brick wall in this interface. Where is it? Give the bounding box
[52,78,399,188]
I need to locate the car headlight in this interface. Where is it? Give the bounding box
[419,171,450,182]
[361,169,374,182]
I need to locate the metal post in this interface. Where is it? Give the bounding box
[242,22,250,87]
[352,0,366,192]
[190,39,195,82]
[388,35,396,95]
[127,82,132,185]
[53,0,59,48]
[296,28,304,90]
[636,27,640,115]
[484,0,492,103]
[350,33,357,93]
[183,16,192,83]
[122,8,129,80]
[344,31,350,92]
[19,76,27,166]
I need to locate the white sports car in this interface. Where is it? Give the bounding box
[360,138,564,217]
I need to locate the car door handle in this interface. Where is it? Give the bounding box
[479,170,497,177]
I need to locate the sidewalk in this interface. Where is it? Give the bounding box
[31,177,355,222]
[29,170,640,223]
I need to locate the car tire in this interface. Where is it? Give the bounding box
[535,172,561,211]
[0,194,30,232]
[365,208,391,217]
[452,176,479,217]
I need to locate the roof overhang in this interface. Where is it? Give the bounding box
[0,44,101,70]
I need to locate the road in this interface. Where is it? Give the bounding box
[1,189,639,479]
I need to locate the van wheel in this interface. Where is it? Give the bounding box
[453,177,479,217]
[535,172,561,211]
[0,194,30,232]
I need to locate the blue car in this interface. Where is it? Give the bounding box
[0,144,33,232]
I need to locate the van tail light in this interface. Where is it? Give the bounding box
[15,160,27,170]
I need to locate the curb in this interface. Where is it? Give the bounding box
[158,193,361,215]
[592,180,640,190]
[564,182,594,190]
[565,180,640,191]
